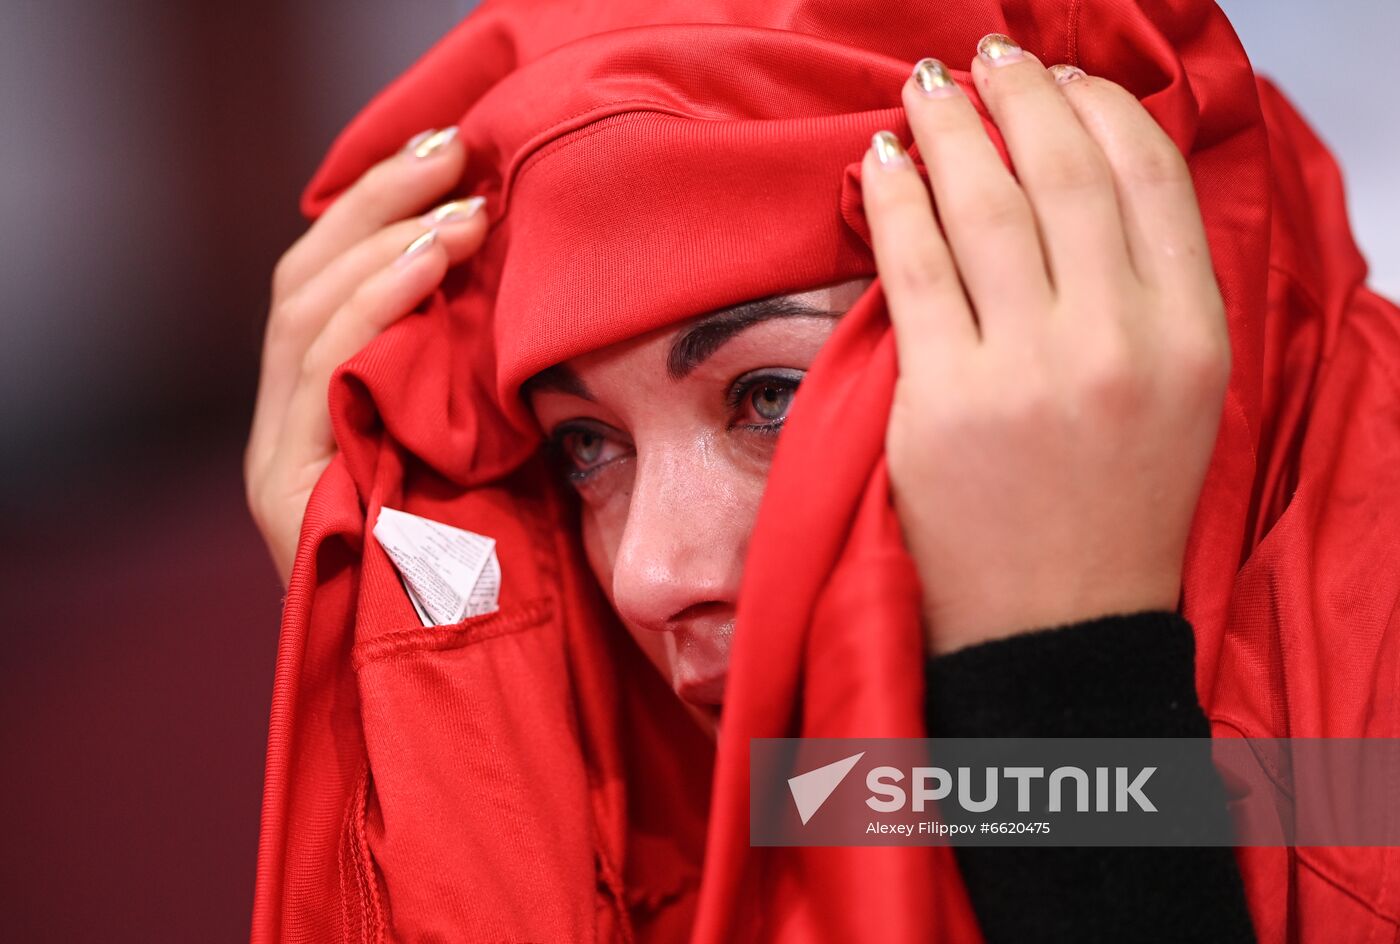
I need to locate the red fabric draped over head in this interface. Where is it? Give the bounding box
[252,0,1400,940]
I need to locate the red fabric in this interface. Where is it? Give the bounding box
[251,0,1400,940]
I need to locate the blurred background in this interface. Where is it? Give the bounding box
[1,1,1395,939]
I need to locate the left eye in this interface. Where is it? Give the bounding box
[730,369,803,429]
[747,382,794,422]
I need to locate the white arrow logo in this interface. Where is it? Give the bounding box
[787,752,865,825]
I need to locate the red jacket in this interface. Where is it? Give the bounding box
[252,0,1400,940]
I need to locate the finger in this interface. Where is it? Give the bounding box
[273,127,466,298]
[1047,69,1218,305]
[263,198,487,402]
[861,130,979,369]
[899,56,1052,341]
[967,35,1134,300]
[247,198,488,483]
[270,230,451,488]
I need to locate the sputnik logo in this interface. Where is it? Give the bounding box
[787,752,865,825]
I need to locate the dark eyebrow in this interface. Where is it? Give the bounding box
[667,296,839,379]
[520,295,839,400]
[522,362,594,401]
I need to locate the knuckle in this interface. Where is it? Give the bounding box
[271,247,303,299]
[1163,290,1231,393]
[996,361,1056,426]
[1002,386,1056,434]
[1177,328,1233,396]
[888,247,956,298]
[947,186,1030,235]
[298,339,331,386]
[265,295,313,346]
[346,275,384,315]
[1125,138,1190,188]
[1078,333,1146,414]
[268,293,303,329]
[1031,145,1110,194]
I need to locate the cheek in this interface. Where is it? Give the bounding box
[579,502,616,599]
[578,484,631,593]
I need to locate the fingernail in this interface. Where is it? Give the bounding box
[421,195,486,225]
[977,33,1024,66]
[912,58,960,98]
[1048,64,1087,85]
[871,130,911,169]
[402,126,459,159]
[396,228,438,266]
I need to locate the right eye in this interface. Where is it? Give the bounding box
[552,423,630,481]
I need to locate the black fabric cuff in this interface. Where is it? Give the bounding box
[921,609,1257,943]
[925,608,1209,739]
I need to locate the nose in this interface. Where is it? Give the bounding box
[610,444,749,634]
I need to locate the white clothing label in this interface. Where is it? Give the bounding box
[372,506,502,627]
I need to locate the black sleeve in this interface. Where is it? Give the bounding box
[923,609,1257,944]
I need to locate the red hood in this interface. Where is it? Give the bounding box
[253,0,1400,940]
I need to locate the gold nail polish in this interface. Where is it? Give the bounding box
[912,58,959,97]
[1048,64,1087,84]
[403,126,459,159]
[398,229,438,264]
[423,195,486,224]
[871,130,910,168]
[977,33,1023,65]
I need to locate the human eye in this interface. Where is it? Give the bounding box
[726,368,805,434]
[548,420,632,482]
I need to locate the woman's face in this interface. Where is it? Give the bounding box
[526,277,873,736]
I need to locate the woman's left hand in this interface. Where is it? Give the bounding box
[860,35,1231,656]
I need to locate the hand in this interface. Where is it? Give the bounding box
[244,127,489,586]
[860,36,1230,656]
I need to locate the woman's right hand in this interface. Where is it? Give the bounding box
[245,127,490,586]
